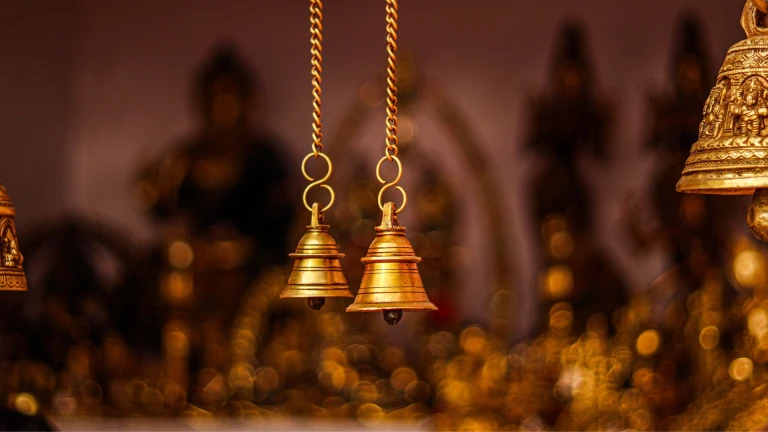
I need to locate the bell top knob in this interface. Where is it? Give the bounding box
[362,202,420,263]
[290,203,345,258]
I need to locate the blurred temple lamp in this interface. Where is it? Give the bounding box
[677,0,768,243]
[0,181,27,291]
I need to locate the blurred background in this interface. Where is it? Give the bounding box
[1,0,766,430]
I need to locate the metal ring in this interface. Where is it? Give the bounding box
[301,152,335,212]
[375,155,407,213]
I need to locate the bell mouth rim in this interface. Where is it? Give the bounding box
[346,302,438,312]
[289,253,345,259]
[360,256,422,263]
[676,177,766,195]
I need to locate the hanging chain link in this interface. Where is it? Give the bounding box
[376,0,407,213]
[301,0,335,212]
[310,0,324,156]
[384,0,399,160]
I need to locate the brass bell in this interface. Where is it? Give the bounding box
[281,202,352,310]
[678,0,768,242]
[0,181,27,291]
[347,202,436,325]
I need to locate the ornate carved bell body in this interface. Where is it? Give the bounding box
[0,182,27,291]
[347,202,436,324]
[678,1,768,241]
[281,203,351,309]
[678,2,768,194]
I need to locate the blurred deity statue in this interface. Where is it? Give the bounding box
[135,45,294,389]
[527,22,626,335]
[634,15,733,292]
[137,46,293,256]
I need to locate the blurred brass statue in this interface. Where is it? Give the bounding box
[136,46,294,390]
[527,22,625,334]
[634,15,730,290]
[0,181,26,291]
[678,0,768,242]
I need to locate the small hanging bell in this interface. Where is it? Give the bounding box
[281,202,351,310]
[678,0,768,241]
[0,181,27,291]
[347,202,436,325]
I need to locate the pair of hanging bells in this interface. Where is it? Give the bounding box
[678,0,768,242]
[280,202,436,325]
[0,181,27,291]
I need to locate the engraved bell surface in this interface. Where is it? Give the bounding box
[281,203,352,307]
[347,202,437,318]
[0,181,27,291]
[678,1,768,194]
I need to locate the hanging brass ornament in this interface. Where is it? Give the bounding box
[281,0,352,309]
[282,202,351,309]
[346,0,437,325]
[678,0,768,242]
[0,181,27,291]
[347,202,437,324]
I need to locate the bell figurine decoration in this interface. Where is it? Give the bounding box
[282,0,351,309]
[0,181,27,291]
[347,0,436,324]
[281,203,352,310]
[678,0,768,242]
[347,202,437,325]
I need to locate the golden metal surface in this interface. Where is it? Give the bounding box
[300,0,335,213]
[347,203,437,314]
[678,2,768,195]
[282,203,352,301]
[347,0,436,323]
[752,0,768,17]
[377,0,407,213]
[284,0,349,308]
[748,189,768,241]
[0,181,27,291]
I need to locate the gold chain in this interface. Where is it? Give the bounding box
[301,0,335,212]
[376,0,407,213]
[310,0,324,156]
[384,0,399,160]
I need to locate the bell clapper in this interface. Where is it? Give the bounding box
[383,309,404,326]
[748,189,768,242]
[307,297,326,310]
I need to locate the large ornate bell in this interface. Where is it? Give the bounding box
[347,202,436,325]
[0,181,27,291]
[678,0,768,241]
[281,203,352,310]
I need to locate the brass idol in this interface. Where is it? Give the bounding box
[282,203,351,309]
[678,0,768,241]
[0,181,27,291]
[347,203,436,324]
